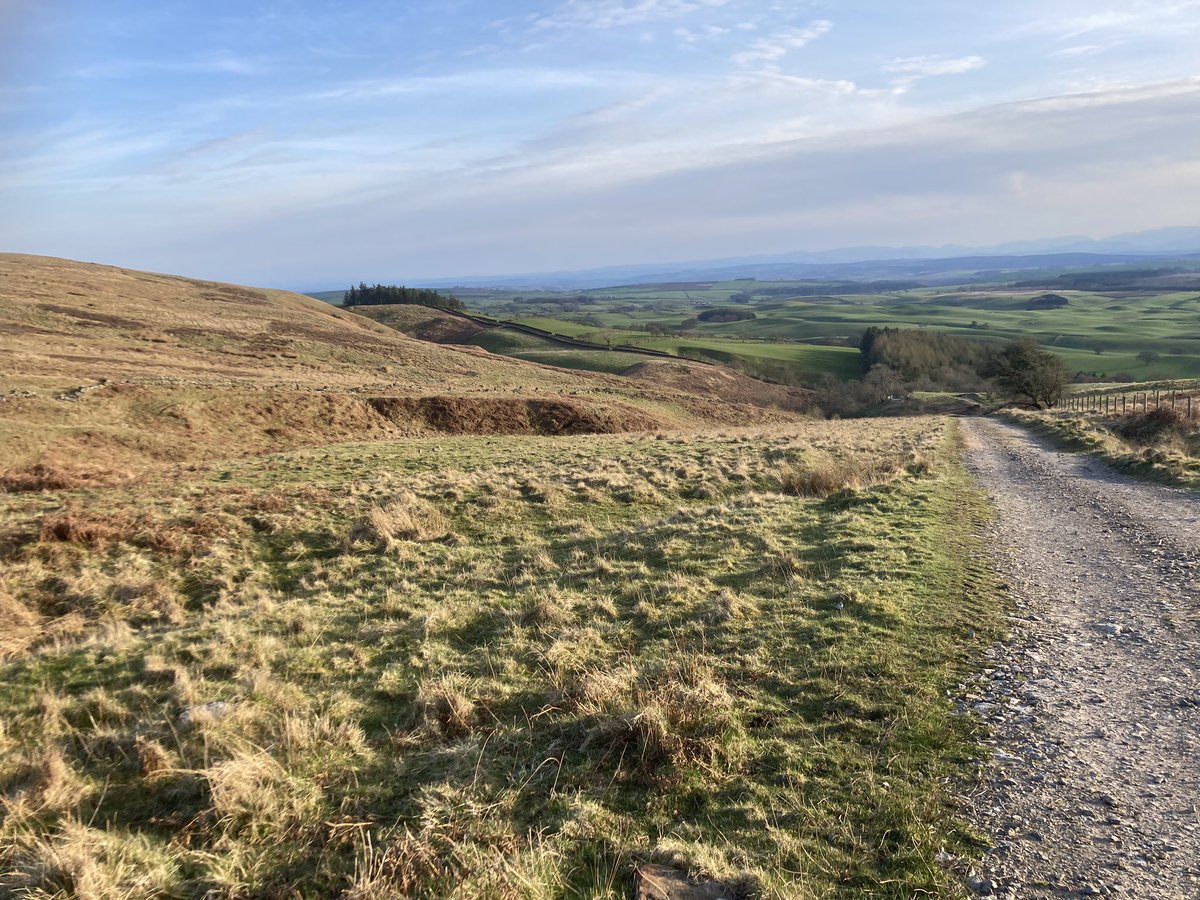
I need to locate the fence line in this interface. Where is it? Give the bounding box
[1056,388,1197,418]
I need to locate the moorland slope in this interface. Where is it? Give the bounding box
[0,255,800,482]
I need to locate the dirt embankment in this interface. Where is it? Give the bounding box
[367,395,662,435]
[0,383,682,491]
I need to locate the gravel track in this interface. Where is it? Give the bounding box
[959,417,1200,900]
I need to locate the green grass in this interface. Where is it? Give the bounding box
[0,419,1003,897]
[465,283,1200,383]
[507,349,649,374]
[642,337,863,383]
[467,321,858,384]
[468,328,650,374]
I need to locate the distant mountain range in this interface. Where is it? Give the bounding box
[309,226,1200,294]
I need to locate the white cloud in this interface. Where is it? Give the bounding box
[731,20,832,66]
[674,23,731,43]
[881,55,985,94]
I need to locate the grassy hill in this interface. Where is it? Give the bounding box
[0,255,801,482]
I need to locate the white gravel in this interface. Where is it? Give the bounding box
[958,417,1200,900]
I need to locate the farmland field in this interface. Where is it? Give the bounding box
[452,281,1200,384]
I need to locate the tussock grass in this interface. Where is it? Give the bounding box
[0,418,998,897]
[779,454,910,497]
[345,491,450,548]
[0,461,131,495]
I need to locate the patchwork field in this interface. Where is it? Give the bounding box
[424,280,1200,384]
[0,417,1003,897]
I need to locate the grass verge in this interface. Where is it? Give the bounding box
[1005,409,1200,490]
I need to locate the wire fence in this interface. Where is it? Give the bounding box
[1058,388,1198,418]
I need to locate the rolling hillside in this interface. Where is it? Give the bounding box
[0,255,800,481]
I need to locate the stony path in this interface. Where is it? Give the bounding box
[958,417,1200,900]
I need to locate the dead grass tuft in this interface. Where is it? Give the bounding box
[0,461,131,494]
[0,586,40,659]
[779,455,905,497]
[36,504,233,554]
[416,674,476,738]
[1113,406,1194,445]
[134,737,174,776]
[204,751,318,831]
[5,746,86,813]
[0,818,180,900]
[345,492,449,550]
[577,655,744,773]
[521,589,571,631]
[708,589,757,623]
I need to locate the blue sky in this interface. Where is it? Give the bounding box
[2,1,1199,287]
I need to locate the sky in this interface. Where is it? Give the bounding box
[1,0,1199,288]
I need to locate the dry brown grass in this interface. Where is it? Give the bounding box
[0,461,132,494]
[204,751,320,831]
[573,654,745,773]
[779,454,909,497]
[0,254,799,473]
[35,503,234,554]
[416,674,477,738]
[345,492,450,549]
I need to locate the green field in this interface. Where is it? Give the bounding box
[467,328,647,374]
[642,336,863,382]
[461,281,1200,383]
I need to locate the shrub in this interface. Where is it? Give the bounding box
[1112,407,1191,445]
[696,308,756,323]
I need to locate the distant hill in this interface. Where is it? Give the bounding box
[306,226,1200,293]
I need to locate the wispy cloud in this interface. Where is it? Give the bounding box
[885,55,986,78]
[5,1,1200,283]
[1017,1,1200,40]
[1051,44,1107,58]
[73,54,272,79]
[731,20,832,66]
[883,55,986,92]
[304,68,612,101]
[531,0,731,31]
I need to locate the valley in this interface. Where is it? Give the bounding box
[343,277,1200,388]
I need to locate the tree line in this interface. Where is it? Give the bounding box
[342,282,464,311]
[816,326,1070,415]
